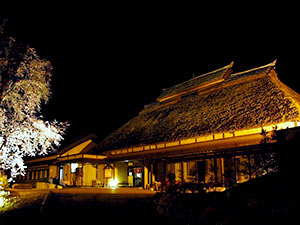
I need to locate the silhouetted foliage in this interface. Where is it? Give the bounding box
[0,19,67,180]
[272,127,300,181]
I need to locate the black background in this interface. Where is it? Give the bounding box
[2,4,299,146]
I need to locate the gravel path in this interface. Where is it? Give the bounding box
[0,188,163,225]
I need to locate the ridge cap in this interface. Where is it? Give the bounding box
[231,60,277,77]
[162,61,234,92]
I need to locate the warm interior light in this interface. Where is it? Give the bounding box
[109,178,119,188]
[71,163,78,173]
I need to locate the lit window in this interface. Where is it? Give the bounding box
[105,168,112,178]
[71,163,78,173]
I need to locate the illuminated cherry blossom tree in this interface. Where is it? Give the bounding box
[0,20,67,181]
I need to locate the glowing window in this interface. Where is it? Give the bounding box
[105,168,113,178]
[71,163,78,173]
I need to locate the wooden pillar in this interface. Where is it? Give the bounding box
[214,157,218,184]
[143,166,148,189]
[96,164,98,183]
[234,155,238,184]
[150,162,154,184]
[164,160,167,183]
[221,157,225,186]
[148,161,152,187]
[181,161,184,184]
[80,164,83,187]
[248,154,252,180]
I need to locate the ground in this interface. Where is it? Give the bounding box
[0,188,164,225]
[1,173,300,225]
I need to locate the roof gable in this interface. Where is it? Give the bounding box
[61,140,93,156]
[25,134,103,164]
[57,133,97,155]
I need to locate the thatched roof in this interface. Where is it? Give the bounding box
[98,61,300,152]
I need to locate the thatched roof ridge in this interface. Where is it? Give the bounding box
[157,62,234,102]
[226,60,277,82]
[98,62,300,152]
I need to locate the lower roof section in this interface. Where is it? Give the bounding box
[55,154,107,164]
[26,153,107,165]
[103,120,298,161]
[103,132,265,162]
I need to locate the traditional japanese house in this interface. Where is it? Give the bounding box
[18,61,300,190]
[96,60,300,190]
[17,134,107,187]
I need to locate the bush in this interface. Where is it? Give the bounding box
[0,172,9,189]
[154,183,208,225]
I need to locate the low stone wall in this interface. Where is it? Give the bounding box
[12,183,32,189]
[36,182,63,189]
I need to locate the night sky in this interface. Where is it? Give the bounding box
[2,6,299,147]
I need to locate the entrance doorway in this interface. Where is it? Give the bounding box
[128,167,143,187]
[59,166,64,184]
[197,160,206,183]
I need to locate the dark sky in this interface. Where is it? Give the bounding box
[2,5,299,146]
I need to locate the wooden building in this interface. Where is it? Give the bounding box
[17,134,107,187]
[96,60,300,190]
[19,61,300,190]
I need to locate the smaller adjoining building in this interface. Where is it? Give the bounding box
[16,134,107,187]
